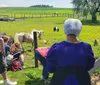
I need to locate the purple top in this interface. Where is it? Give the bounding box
[46,41,95,72]
[46,41,95,85]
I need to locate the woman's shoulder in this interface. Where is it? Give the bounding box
[50,41,65,50]
[80,42,92,50]
[81,42,91,46]
[12,50,21,55]
[4,43,10,48]
[52,41,65,45]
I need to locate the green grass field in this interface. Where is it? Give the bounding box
[0,7,100,85]
[0,7,73,14]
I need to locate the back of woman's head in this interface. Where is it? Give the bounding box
[64,19,82,36]
[10,42,21,53]
[2,35,9,42]
[15,42,21,49]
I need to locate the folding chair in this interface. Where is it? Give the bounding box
[89,58,100,75]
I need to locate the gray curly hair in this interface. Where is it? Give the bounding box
[64,19,82,36]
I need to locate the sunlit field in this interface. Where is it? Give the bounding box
[0,7,100,85]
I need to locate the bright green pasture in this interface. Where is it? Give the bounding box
[0,7,73,14]
[0,8,100,85]
[0,7,73,18]
[0,17,100,57]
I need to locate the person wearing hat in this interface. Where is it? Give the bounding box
[0,33,17,85]
[46,19,95,85]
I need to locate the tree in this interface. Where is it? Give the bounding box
[29,4,53,8]
[72,0,100,23]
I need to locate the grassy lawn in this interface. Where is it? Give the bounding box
[0,7,100,85]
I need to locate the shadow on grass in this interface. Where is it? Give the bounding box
[23,66,35,69]
[55,19,100,26]
[55,22,63,24]
[81,19,100,26]
[25,73,47,85]
[25,78,45,85]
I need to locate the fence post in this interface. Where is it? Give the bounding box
[24,14,25,18]
[32,14,33,18]
[33,31,38,68]
[14,14,16,18]
[46,13,47,18]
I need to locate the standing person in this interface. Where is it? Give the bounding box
[35,47,50,84]
[46,19,95,85]
[0,33,17,85]
[2,35,10,57]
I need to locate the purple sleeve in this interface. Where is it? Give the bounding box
[46,43,57,73]
[87,44,95,71]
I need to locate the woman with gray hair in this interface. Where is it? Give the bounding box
[46,19,95,85]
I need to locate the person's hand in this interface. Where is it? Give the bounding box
[21,62,24,66]
[2,56,8,68]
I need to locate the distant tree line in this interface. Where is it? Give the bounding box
[29,4,53,8]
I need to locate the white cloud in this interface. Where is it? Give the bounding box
[0,4,8,7]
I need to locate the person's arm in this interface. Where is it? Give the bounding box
[19,54,24,66]
[0,38,7,67]
[5,44,11,55]
[87,44,95,71]
[46,43,57,73]
[0,38,5,54]
[7,45,10,53]
[13,51,24,65]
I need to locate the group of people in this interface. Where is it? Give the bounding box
[35,18,95,85]
[0,34,24,85]
[0,18,95,85]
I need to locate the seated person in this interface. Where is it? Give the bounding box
[8,42,24,71]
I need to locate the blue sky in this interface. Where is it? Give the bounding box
[0,0,73,8]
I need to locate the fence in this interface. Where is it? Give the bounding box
[0,13,86,19]
[0,13,100,58]
[2,12,100,20]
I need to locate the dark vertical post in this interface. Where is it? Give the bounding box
[46,13,47,18]
[14,14,16,18]
[24,14,25,18]
[32,14,33,18]
[33,31,38,68]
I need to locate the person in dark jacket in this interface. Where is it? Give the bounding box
[35,47,50,84]
[46,19,95,85]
